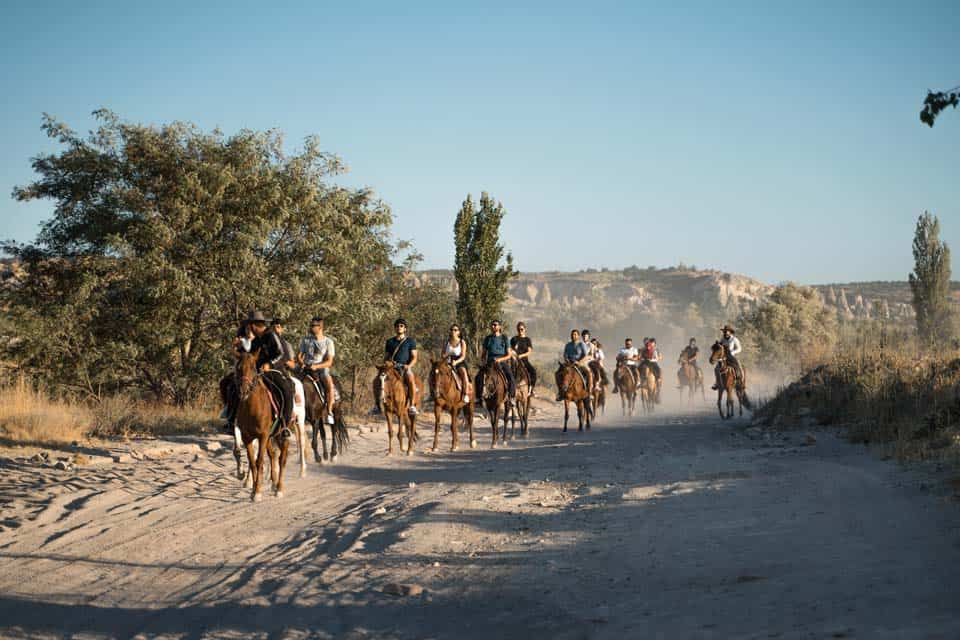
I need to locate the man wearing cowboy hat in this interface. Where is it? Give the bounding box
[713,324,743,390]
[299,316,336,425]
[245,310,296,434]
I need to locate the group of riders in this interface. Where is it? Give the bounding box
[222,309,745,433]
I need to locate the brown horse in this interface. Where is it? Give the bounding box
[589,361,607,417]
[480,361,513,447]
[637,362,657,415]
[428,359,477,451]
[678,359,705,403]
[374,364,420,456]
[709,342,752,419]
[298,372,349,463]
[613,361,637,417]
[555,362,593,432]
[234,349,292,501]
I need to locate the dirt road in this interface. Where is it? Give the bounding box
[2,402,959,639]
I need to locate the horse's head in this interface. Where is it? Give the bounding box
[556,362,578,394]
[236,348,260,400]
[709,341,725,365]
[482,362,500,399]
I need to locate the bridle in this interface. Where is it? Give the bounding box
[236,358,262,401]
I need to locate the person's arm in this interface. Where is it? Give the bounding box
[407,348,418,370]
[313,340,335,370]
[520,339,533,360]
[730,339,742,356]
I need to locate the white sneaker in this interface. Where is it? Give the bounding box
[463,394,471,403]
[326,413,335,425]
[408,406,419,416]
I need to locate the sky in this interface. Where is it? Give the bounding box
[1,1,958,284]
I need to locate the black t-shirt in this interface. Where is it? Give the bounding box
[511,336,533,355]
[385,336,417,365]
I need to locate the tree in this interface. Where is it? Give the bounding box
[737,283,839,374]
[920,86,959,127]
[3,110,406,404]
[452,192,518,356]
[909,212,952,347]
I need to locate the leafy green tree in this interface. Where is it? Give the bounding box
[453,192,518,356]
[920,86,959,127]
[3,110,404,404]
[909,212,952,347]
[738,283,839,374]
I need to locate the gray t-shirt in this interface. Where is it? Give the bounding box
[300,335,335,365]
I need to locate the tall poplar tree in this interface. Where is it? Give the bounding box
[453,192,518,357]
[909,212,952,347]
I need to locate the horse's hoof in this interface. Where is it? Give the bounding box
[470,440,478,449]
[451,446,459,452]
[275,490,284,499]
[299,470,306,479]
[330,455,339,463]
[430,446,438,453]
[406,449,413,457]
[252,492,262,503]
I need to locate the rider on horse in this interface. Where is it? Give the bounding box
[246,310,296,434]
[581,330,608,391]
[384,318,420,415]
[441,323,471,404]
[712,324,743,390]
[677,338,700,387]
[613,337,640,394]
[476,319,516,407]
[299,316,336,425]
[557,329,592,401]
[642,337,663,402]
[510,321,537,398]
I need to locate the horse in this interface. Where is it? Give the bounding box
[678,358,705,403]
[613,360,637,417]
[510,358,532,438]
[480,361,513,447]
[588,361,607,417]
[428,359,477,451]
[637,362,657,415]
[233,349,293,501]
[555,362,593,432]
[709,342,752,419]
[298,371,349,463]
[374,364,419,456]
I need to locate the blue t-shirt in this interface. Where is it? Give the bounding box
[385,336,417,365]
[483,334,509,362]
[563,340,586,362]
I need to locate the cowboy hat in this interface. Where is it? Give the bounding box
[721,324,735,334]
[246,310,271,324]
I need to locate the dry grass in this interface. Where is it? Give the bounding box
[0,376,218,444]
[0,377,92,444]
[757,350,960,462]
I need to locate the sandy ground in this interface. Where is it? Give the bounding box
[1,398,960,640]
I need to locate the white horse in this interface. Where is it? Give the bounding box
[232,376,308,488]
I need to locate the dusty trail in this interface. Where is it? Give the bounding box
[1,402,959,639]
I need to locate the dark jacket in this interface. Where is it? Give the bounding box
[250,330,286,370]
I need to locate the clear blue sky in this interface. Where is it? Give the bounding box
[1,1,958,284]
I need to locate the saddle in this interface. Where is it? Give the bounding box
[307,374,340,404]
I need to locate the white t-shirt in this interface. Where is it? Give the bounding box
[594,348,605,362]
[723,335,742,357]
[618,346,639,365]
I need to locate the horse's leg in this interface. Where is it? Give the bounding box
[563,399,569,433]
[450,405,459,451]
[233,425,245,481]
[405,412,416,457]
[296,413,307,478]
[386,412,396,456]
[244,439,256,492]
[275,435,289,498]
[432,401,442,452]
[252,435,267,502]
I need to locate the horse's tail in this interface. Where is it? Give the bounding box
[740,391,753,410]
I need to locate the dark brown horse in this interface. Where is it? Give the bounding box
[637,362,657,415]
[480,361,513,447]
[510,358,532,438]
[298,372,349,463]
[234,349,292,501]
[374,364,419,456]
[589,361,607,417]
[555,362,593,432]
[678,358,705,403]
[613,361,637,417]
[709,342,751,419]
[429,359,476,451]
